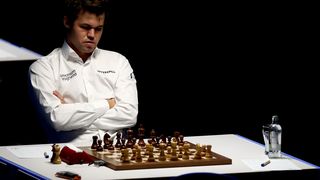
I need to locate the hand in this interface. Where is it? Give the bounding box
[53,90,66,104]
[107,98,116,108]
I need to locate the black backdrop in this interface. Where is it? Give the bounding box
[1,1,319,166]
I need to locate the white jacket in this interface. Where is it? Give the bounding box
[29,42,138,146]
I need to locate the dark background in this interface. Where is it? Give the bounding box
[1,0,319,167]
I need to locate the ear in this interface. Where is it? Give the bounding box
[63,16,70,29]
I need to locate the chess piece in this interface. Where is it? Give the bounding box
[173,131,180,144]
[178,145,183,158]
[194,143,202,160]
[51,144,62,164]
[182,143,190,160]
[201,144,206,157]
[107,138,115,151]
[178,135,184,146]
[158,143,166,161]
[149,129,157,146]
[155,136,161,148]
[131,147,137,160]
[135,146,142,162]
[91,135,98,150]
[138,124,146,147]
[205,145,213,159]
[147,144,155,162]
[121,148,130,163]
[166,146,172,159]
[103,134,111,149]
[126,128,134,148]
[167,136,172,147]
[115,132,122,148]
[160,134,167,145]
[96,139,103,151]
[170,141,178,161]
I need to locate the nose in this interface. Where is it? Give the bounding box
[88,29,95,40]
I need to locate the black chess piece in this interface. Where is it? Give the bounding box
[115,131,122,148]
[97,139,103,151]
[91,135,98,149]
[138,124,146,147]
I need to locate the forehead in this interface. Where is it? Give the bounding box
[75,10,105,25]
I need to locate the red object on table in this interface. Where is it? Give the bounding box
[60,146,95,165]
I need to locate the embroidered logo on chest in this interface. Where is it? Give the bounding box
[60,70,77,81]
[97,70,116,74]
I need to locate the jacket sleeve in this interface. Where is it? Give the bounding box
[29,60,109,131]
[92,58,138,130]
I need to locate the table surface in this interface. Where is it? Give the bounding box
[0,134,319,180]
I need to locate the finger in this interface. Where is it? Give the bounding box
[53,90,65,103]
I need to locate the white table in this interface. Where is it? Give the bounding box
[0,134,318,180]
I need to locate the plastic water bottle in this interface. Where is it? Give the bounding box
[262,115,282,158]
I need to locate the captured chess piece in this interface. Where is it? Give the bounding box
[51,144,62,164]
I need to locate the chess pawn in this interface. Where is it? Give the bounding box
[135,146,142,162]
[158,143,166,161]
[160,134,167,145]
[155,136,161,148]
[170,141,178,161]
[138,124,146,147]
[149,129,157,147]
[178,135,185,146]
[131,148,137,160]
[147,144,155,162]
[107,139,115,151]
[167,136,172,147]
[96,139,103,151]
[201,144,206,157]
[194,143,202,160]
[205,145,213,159]
[173,131,180,144]
[121,138,126,149]
[166,146,172,159]
[182,143,190,160]
[121,148,130,163]
[178,145,183,158]
[51,144,61,164]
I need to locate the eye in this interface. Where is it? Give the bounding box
[95,27,103,32]
[80,25,92,30]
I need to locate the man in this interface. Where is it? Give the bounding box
[29,0,138,146]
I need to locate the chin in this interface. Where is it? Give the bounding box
[84,47,95,52]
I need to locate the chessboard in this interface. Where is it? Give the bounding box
[79,129,232,170]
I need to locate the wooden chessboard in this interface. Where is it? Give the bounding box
[80,141,232,170]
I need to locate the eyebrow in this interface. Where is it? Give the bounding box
[80,24,104,29]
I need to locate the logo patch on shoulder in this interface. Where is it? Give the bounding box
[130,72,135,79]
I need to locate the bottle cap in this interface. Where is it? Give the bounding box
[272,115,279,124]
